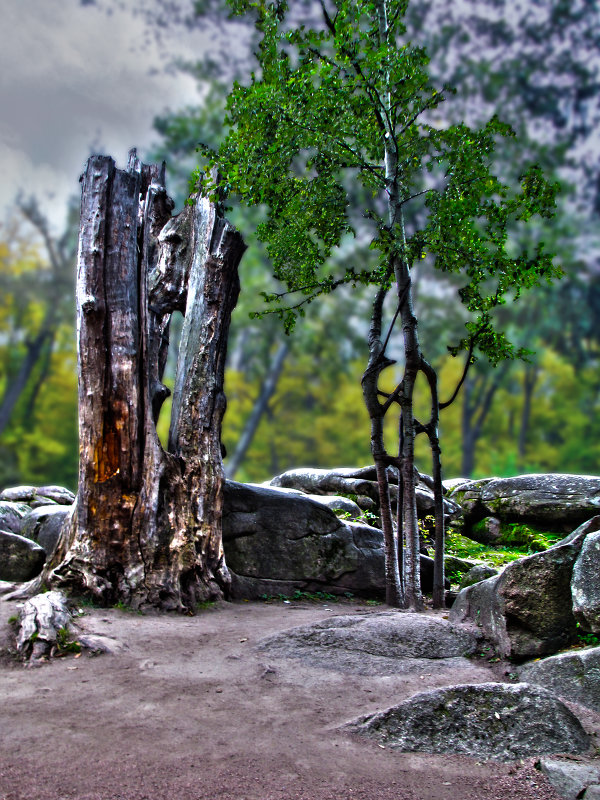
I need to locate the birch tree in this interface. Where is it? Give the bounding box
[198,0,561,608]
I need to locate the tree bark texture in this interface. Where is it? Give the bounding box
[361,285,403,608]
[46,153,244,611]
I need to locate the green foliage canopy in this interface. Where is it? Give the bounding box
[197,0,561,367]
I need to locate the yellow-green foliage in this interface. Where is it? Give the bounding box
[0,226,77,489]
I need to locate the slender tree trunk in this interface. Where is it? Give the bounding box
[23,333,55,423]
[518,363,538,470]
[45,153,244,611]
[420,358,445,607]
[461,374,477,477]
[361,285,403,608]
[461,365,509,477]
[226,341,289,479]
[0,329,53,435]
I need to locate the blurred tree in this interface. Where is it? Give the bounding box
[0,203,78,488]
[0,201,76,438]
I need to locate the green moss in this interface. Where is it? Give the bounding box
[445,528,529,567]
[497,522,562,551]
[471,519,490,537]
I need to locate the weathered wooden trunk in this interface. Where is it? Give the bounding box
[46,152,244,611]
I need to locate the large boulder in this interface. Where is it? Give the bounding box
[0,530,46,582]
[519,647,600,713]
[257,612,483,674]
[223,481,382,598]
[223,481,446,599]
[343,682,591,761]
[19,505,70,557]
[0,501,31,535]
[572,529,600,633]
[449,517,600,659]
[449,474,600,537]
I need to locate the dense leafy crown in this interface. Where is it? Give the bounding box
[196,0,561,362]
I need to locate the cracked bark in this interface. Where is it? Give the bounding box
[44,153,244,611]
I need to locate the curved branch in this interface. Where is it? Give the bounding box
[440,336,476,410]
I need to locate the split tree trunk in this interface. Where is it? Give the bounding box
[46,153,244,611]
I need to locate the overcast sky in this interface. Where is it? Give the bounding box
[0,0,217,232]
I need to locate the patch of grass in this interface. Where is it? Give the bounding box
[55,627,81,655]
[71,595,98,608]
[196,600,217,611]
[445,528,532,568]
[336,508,379,526]
[445,567,466,585]
[7,615,19,627]
[575,623,600,648]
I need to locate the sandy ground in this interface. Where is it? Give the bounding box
[0,596,579,800]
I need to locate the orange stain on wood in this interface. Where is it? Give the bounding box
[94,429,121,483]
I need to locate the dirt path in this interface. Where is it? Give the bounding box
[0,598,565,800]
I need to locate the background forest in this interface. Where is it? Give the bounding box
[1,0,599,492]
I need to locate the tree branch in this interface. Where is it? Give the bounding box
[440,337,476,410]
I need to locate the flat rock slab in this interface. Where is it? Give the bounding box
[343,682,591,761]
[257,611,483,674]
[519,646,600,712]
[0,485,75,506]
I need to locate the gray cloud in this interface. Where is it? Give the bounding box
[0,0,210,230]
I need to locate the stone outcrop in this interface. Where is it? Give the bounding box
[269,466,461,521]
[223,481,445,599]
[19,505,71,557]
[0,501,31,535]
[0,485,75,507]
[257,612,483,674]
[0,531,46,582]
[448,474,600,539]
[343,682,591,761]
[572,529,600,633]
[449,517,600,659]
[519,646,600,712]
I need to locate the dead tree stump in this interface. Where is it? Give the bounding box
[45,151,244,611]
